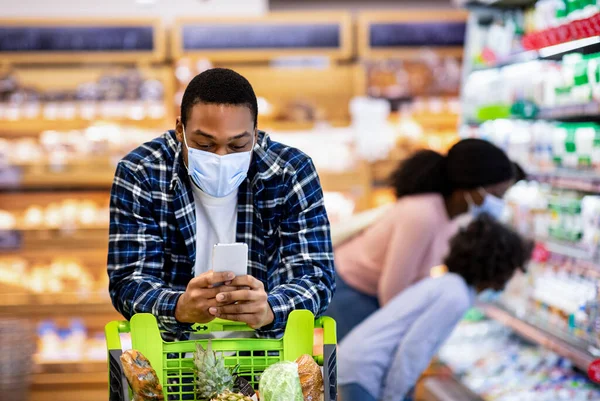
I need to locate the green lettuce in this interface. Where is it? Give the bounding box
[259,361,303,401]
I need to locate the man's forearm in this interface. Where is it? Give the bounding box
[110,278,190,334]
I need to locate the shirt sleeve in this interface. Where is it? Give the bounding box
[108,161,192,335]
[258,157,335,337]
[378,202,437,306]
[380,284,471,400]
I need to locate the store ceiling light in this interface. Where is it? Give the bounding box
[136,0,158,5]
[539,36,600,58]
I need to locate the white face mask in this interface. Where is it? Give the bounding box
[182,126,253,198]
[465,188,506,220]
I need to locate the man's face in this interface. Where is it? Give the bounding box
[176,103,256,167]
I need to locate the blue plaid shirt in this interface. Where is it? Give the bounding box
[108,130,335,338]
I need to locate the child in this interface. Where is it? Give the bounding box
[337,214,532,401]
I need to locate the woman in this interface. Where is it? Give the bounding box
[338,214,533,401]
[328,139,516,341]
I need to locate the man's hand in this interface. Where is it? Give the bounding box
[209,275,274,329]
[175,271,238,324]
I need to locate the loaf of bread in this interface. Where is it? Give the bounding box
[120,349,164,401]
[296,354,324,401]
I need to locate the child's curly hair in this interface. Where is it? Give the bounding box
[445,214,533,291]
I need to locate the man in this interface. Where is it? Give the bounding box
[108,68,335,338]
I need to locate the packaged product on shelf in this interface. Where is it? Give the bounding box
[268,127,356,172]
[467,119,600,172]
[350,97,396,162]
[0,124,157,170]
[468,9,526,67]
[0,257,107,301]
[37,321,62,362]
[527,254,599,342]
[37,320,107,363]
[581,195,600,250]
[440,319,600,401]
[505,181,552,238]
[0,69,165,122]
[548,192,584,242]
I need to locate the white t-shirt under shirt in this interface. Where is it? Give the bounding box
[187,183,256,342]
[190,182,238,277]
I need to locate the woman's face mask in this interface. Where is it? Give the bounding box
[182,125,253,198]
[465,188,506,220]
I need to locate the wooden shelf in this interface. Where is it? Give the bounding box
[0,300,117,318]
[31,369,108,401]
[2,246,108,260]
[479,303,600,375]
[260,119,351,132]
[0,117,171,136]
[35,360,107,375]
[15,227,109,251]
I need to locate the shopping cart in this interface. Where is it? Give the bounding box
[105,310,337,401]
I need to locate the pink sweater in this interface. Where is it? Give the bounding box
[335,194,458,306]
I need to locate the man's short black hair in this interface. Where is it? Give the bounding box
[180,68,258,128]
[445,214,533,291]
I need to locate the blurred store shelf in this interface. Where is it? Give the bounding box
[0,301,117,318]
[422,376,484,401]
[538,238,600,265]
[31,370,107,401]
[35,359,107,375]
[13,227,108,251]
[472,36,600,71]
[538,102,600,122]
[0,117,171,137]
[459,0,536,7]
[260,119,351,132]
[478,303,600,374]
[1,163,369,193]
[528,168,600,193]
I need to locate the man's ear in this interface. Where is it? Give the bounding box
[175,117,183,143]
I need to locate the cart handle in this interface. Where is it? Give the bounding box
[105,320,130,351]
[105,313,337,353]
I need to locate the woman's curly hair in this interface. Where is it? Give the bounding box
[445,214,533,291]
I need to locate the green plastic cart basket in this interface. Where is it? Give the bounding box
[105,310,337,401]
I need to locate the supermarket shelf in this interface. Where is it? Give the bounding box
[2,246,108,260]
[261,118,351,132]
[539,238,599,265]
[527,168,600,192]
[0,227,109,251]
[421,376,484,401]
[537,102,600,122]
[479,303,600,375]
[472,36,600,71]
[0,117,171,136]
[0,300,118,318]
[1,164,368,192]
[461,0,536,7]
[35,360,107,375]
[0,166,114,190]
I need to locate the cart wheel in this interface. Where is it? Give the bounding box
[109,349,130,401]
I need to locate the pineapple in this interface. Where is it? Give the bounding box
[211,390,254,401]
[194,341,235,401]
